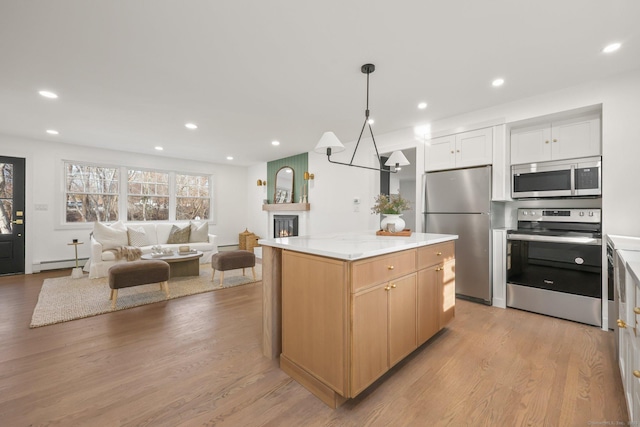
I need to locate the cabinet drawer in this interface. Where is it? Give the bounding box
[351,249,416,292]
[417,241,454,269]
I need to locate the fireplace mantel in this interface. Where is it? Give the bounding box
[262,203,310,212]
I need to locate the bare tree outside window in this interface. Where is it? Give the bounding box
[0,163,13,234]
[64,162,213,223]
[176,174,210,220]
[127,170,169,221]
[65,163,119,222]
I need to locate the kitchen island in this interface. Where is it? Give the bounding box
[259,231,458,407]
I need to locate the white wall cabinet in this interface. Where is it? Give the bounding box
[615,249,640,422]
[510,117,600,165]
[425,127,493,172]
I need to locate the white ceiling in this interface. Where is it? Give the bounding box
[1,1,639,166]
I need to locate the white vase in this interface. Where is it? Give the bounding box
[380,214,405,233]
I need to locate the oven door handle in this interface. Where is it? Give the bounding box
[507,233,602,246]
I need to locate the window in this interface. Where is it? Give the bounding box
[63,162,213,224]
[176,173,210,220]
[65,163,119,222]
[0,163,13,233]
[127,170,169,221]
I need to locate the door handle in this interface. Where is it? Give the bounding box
[12,219,23,225]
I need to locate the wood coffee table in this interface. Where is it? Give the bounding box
[140,251,203,278]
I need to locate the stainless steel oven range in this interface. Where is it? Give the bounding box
[506,208,602,327]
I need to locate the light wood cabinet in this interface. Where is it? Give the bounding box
[280,251,349,396]
[440,258,456,326]
[417,267,439,344]
[352,249,416,292]
[280,242,455,408]
[417,241,455,345]
[351,273,417,395]
[510,117,600,165]
[351,283,389,396]
[425,127,493,172]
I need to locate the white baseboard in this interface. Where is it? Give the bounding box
[32,258,88,273]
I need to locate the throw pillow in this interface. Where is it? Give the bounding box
[189,221,209,243]
[167,224,190,244]
[127,226,149,247]
[93,221,128,250]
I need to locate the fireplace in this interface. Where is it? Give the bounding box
[274,215,299,238]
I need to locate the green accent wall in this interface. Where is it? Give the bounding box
[266,153,308,204]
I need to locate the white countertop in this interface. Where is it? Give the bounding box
[258,231,458,260]
[617,249,640,266]
[607,234,640,251]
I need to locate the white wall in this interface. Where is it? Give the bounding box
[0,134,249,273]
[306,129,422,235]
[246,162,268,239]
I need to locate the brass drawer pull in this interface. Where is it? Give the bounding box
[388,265,394,270]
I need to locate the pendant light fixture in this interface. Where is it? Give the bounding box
[314,64,410,173]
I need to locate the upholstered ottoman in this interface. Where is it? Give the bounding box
[211,250,256,287]
[108,260,171,309]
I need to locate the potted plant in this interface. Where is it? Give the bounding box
[371,192,411,232]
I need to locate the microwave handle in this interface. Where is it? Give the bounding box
[570,164,576,196]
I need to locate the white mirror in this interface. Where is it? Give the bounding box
[274,166,294,203]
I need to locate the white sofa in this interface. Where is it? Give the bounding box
[84,221,218,279]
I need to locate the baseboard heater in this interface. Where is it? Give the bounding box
[32,258,88,273]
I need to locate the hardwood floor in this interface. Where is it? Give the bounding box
[0,269,628,426]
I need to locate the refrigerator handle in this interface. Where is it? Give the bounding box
[421,173,427,213]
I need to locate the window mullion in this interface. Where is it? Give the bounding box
[120,166,128,222]
[169,171,176,221]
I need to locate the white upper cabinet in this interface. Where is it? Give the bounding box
[511,117,601,165]
[510,124,551,164]
[425,127,493,172]
[425,134,456,171]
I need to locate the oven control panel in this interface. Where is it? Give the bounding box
[517,208,601,223]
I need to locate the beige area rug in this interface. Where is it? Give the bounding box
[30,264,262,328]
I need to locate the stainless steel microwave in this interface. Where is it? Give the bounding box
[511,156,601,199]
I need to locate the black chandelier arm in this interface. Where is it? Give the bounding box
[325,153,397,173]
[367,123,383,167]
[350,117,369,165]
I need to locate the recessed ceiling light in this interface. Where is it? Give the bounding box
[185,123,198,130]
[368,119,375,125]
[492,78,505,87]
[39,90,58,99]
[155,146,163,151]
[272,140,280,146]
[418,102,428,110]
[46,129,59,135]
[226,156,234,160]
[602,42,621,53]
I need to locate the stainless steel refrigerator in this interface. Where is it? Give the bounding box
[423,165,492,304]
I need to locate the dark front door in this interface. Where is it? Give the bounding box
[0,156,25,275]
